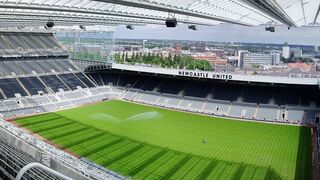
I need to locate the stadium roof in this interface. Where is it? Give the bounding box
[0,0,319,28]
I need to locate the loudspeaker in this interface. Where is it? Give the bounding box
[126,25,134,30]
[265,26,275,32]
[188,25,197,30]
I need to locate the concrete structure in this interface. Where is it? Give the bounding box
[291,48,303,58]
[238,51,274,68]
[237,50,248,67]
[283,45,290,59]
[111,63,320,85]
[272,52,281,65]
[142,40,147,52]
[192,52,227,65]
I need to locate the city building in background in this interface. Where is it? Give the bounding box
[282,43,290,59]
[238,51,279,68]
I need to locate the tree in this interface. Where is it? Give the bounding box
[168,53,172,61]
[135,52,140,62]
[114,53,121,63]
[131,52,135,62]
[125,51,128,62]
[152,57,161,65]
[147,51,152,63]
[121,51,125,62]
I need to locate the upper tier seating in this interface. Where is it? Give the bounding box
[132,78,147,89]
[243,86,271,104]
[19,77,47,95]
[0,32,67,57]
[100,73,119,86]
[184,81,212,98]
[58,73,87,90]
[40,75,69,92]
[0,58,78,76]
[158,79,187,95]
[0,78,28,98]
[141,78,161,91]
[75,73,95,88]
[118,74,140,87]
[213,84,242,102]
[88,74,104,86]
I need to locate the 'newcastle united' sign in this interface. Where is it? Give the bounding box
[178,70,232,80]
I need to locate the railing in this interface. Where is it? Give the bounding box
[16,162,72,180]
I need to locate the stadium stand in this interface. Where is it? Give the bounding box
[75,73,96,88]
[0,31,317,180]
[58,73,87,90]
[40,75,70,92]
[184,81,213,98]
[212,84,241,102]
[0,78,28,98]
[0,31,88,102]
[0,31,110,122]
[19,77,47,95]
[88,70,320,124]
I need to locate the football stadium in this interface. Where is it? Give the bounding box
[0,0,319,180]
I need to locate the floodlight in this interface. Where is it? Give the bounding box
[44,20,54,29]
[165,18,177,28]
[79,25,86,31]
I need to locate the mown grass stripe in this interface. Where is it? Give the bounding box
[46,126,89,140]
[32,121,74,133]
[92,141,132,162]
[160,155,192,180]
[17,116,62,127]
[102,143,145,167]
[68,134,113,152]
[128,149,167,177]
[63,132,105,149]
[197,159,216,180]
[169,157,201,180]
[82,138,123,157]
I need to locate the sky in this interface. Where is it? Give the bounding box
[114,23,320,46]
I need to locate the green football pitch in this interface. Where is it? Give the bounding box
[15,100,312,180]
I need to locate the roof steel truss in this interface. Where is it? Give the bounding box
[0,0,317,28]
